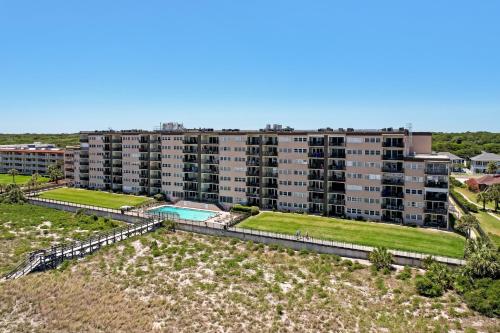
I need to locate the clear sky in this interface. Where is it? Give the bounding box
[0,0,499,133]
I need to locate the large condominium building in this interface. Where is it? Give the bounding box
[73,125,450,228]
[0,142,64,175]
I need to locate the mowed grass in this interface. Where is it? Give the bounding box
[456,187,496,210]
[238,212,466,258]
[0,174,49,186]
[38,188,152,209]
[474,211,500,247]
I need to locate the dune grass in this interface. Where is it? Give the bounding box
[238,212,466,258]
[37,188,152,209]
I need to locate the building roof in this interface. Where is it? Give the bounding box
[470,151,500,162]
[0,148,63,154]
[473,175,500,186]
[405,154,450,162]
[437,152,464,161]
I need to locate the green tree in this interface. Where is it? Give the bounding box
[456,214,479,238]
[464,238,500,279]
[0,184,26,204]
[487,184,500,211]
[47,164,64,184]
[476,191,491,211]
[7,169,18,184]
[486,161,498,174]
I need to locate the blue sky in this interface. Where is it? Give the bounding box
[0,0,499,133]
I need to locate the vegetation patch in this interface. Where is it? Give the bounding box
[238,212,466,258]
[0,173,49,186]
[38,187,152,209]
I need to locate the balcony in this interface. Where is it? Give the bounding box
[201,148,219,155]
[263,193,278,199]
[309,139,324,147]
[308,152,325,158]
[328,199,345,205]
[246,170,260,177]
[328,184,345,192]
[424,207,448,215]
[201,168,218,174]
[425,168,449,175]
[382,141,404,148]
[262,171,278,178]
[262,183,278,189]
[246,139,261,146]
[309,162,324,170]
[202,178,219,184]
[262,150,278,156]
[183,185,198,191]
[382,154,404,161]
[246,181,260,187]
[309,197,324,204]
[328,175,345,182]
[262,161,278,167]
[382,191,404,198]
[184,176,198,182]
[246,160,260,166]
[328,164,345,170]
[202,159,219,165]
[328,140,345,147]
[183,167,199,173]
[183,148,198,154]
[308,174,324,181]
[329,152,346,159]
[425,181,448,189]
[381,216,403,223]
[308,186,324,192]
[246,149,260,155]
[382,166,404,173]
[246,192,260,198]
[183,138,198,145]
[382,178,404,186]
[382,204,404,211]
[262,139,278,146]
[425,193,448,202]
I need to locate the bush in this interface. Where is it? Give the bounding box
[450,176,464,188]
[231,204,259,215]
[463,278,500,317]
[450,188,478,213]
[368,247,393,271]
[153,193,164,202]
[396,266,412,280]
[415,275,444,297]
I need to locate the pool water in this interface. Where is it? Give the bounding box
[148,206,217,221]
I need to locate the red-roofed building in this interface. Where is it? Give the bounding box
[0,143,64,175]
[466,175,500,192]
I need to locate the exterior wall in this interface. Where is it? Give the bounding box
[161,134,185,200]
[87,135,108,189]
[471,160,500,174]
[63,148,76,180]
[121,134,143,193]
[411,134,432,154]
[403,161,426,225]
[219,134,248,208]
[277,134,309,212]
[345,134,383,220]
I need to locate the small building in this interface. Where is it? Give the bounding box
[438,152,465,172]
[466,174,500,192]
[470,151,500,174]
[0,142,64,175]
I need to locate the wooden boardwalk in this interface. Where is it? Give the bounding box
[3,217,163,280]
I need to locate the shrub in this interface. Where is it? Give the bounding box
[368,247,393,271]
[415,275,444,297]
[153,193,164,202]
[231,204,260,215]
[450,176,464,188]
[396,266,412,280]
[463,278,500,317]
[450,188,478,213]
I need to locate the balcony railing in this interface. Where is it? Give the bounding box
[381,191,404,198]
[308,174,324,181]
[247,170,260,177]
[262,150,278,156]
[328,164,345,170]
[425,194,448,202]
[262,183,278,188]
[262,171,278,178]
[382,204,404,211]
[262,161,278,167]
[246,160,260,166]
[382,166,404,173]
[328,176,345,182]
[183,148,198,154]
[308,186,324,192]
[425,181,448,189]
[246,139,261,145]
[328,199,345,205]
[183,167,199,173]
[308,152,325,158]
[425,168,449,175]
[382,141,404,148]
[309,140,325,147]
[184,177,198,182]
[246,181,260,187]
[424,207,448,215]
[382,154,404,161]
[246,149,260,155]
[382,178,404,186]
[201,169,218,174]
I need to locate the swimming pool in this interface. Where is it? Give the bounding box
[148,206,217,222]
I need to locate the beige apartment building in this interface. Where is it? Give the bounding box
[73,125,450,228]
[0,143,64,175]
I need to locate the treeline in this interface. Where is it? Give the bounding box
[432,132,500,159]
[0,134,80,148]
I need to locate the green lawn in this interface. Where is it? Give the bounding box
[474,211,500,247]
[38,188,152,209]
[0,173,50,186]
[456,187,496,210]
[238,212,466,258]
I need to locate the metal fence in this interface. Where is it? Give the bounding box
[27,196,466,267]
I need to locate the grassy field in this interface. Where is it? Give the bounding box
[456,187,496,210]
[0,173,50,186]
[474,211,500,247]
[0,230,497,332]
[238,212,466,258]
[38,188,152,209]
[0,133,79,148]
[0,203,122,275]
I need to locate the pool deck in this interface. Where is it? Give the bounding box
[145,203,231,225]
